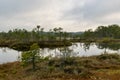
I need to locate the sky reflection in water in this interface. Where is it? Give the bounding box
[0,43,120,64]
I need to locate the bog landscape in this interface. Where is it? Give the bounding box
[0,25,120,80]
[0,0,120,80]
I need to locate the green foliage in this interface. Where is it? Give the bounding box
[83,29,95,39]
[21,43,40,70]
[82,24,120,39]
[30,43,39,50]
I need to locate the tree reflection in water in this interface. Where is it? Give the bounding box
[96,42,120,53]
[59,46,79,60]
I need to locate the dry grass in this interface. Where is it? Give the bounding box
[0,53,120,80]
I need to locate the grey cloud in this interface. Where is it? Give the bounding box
[64,0,120,21]
[83,0,120,20]
[61,0,120,31]
[0,0,48,17]
[0,0,120,32]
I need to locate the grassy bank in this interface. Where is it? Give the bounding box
[0,38,120,51]
[71,38,120,43]
[0,40,72,51]
[0,53,120,80]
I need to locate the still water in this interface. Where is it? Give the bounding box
[0,43,120,64]
[0,47,21,64]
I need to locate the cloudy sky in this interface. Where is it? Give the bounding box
[0,0,120,32]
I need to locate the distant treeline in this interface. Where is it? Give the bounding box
[0,27,82,43]
[0,24,120,43]
[81,24,120,39]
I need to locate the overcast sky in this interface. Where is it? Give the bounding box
[0,0,120,32]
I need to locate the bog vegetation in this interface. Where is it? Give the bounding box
[0,24,120,43]
[0,24,120,80]
[81,24,120,39]
[1,54,120,80]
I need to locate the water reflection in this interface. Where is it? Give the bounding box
[96,43,120,50]
[40,42,120,58]
[0,47,21,64]
[59,46,78,59]
[82,42,91,51]
[96,43,120,54]
[0,42,120,64]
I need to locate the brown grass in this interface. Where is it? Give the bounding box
[0,53,120,80]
